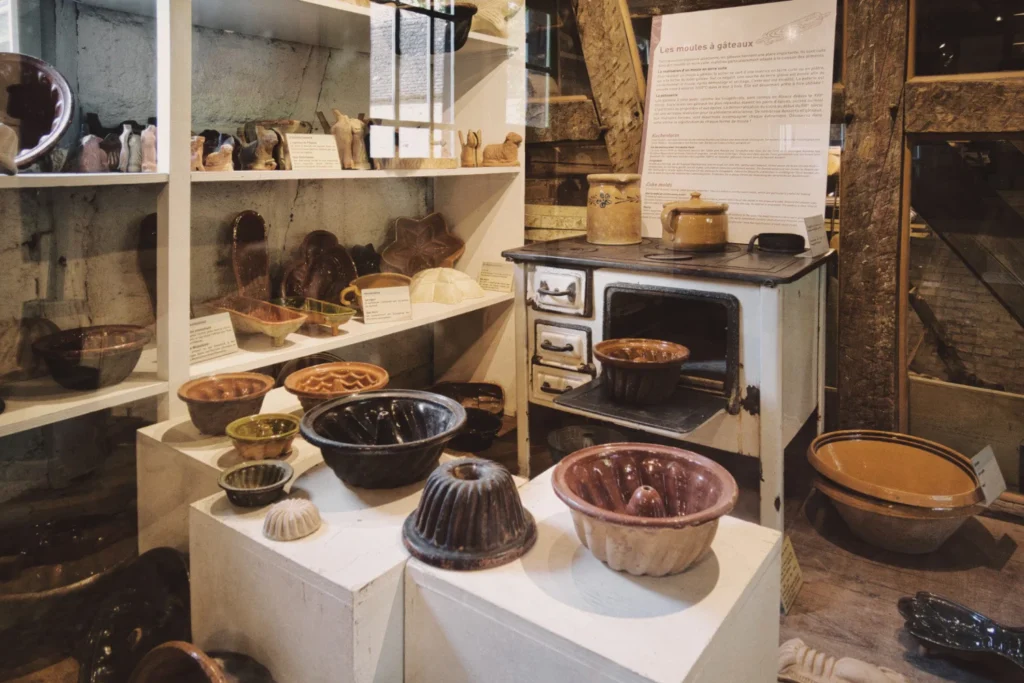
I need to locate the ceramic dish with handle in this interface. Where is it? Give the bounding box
[339,273,411,311]
[217,460,293,508]
[284,361,389,412]
[177,372,275,435]
[814,476,981,554]
[552,443,738,576]
[226,413,300,460]
[300,390,466,489]
[32,324,151,391]
[808,430,982,509]
[594,338,690,405]
[269,296,355,336]
[214,296,307,347]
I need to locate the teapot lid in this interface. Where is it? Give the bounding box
[663,191,728,214]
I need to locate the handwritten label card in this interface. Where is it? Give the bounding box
[190,313,238,364]
[286,134,342,171]
[971,446,1007,506]
[362,286,413,324]
[478,261,514,293]
[803,215,829,257]
[779,535,804,615]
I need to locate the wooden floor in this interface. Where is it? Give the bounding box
[782,492,1024,682]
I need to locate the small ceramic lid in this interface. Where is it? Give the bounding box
[662,191,728,215]
[808,430,982,508]
[587,173,641,183]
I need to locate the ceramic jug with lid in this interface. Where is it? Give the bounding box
[660,192,728,251]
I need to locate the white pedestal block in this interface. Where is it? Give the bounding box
[136,387,320,553]
[405,468,783,683]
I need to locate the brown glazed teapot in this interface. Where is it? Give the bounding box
[660,192,728,252]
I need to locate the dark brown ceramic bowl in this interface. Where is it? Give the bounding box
[594,338,690,405]
[0,53,74,168]
[218,460,293,508]
[552,443,737,576]
[32,325,151,391]
[448,407,503,453]
[177,372,275,435]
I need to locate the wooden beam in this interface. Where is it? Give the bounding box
[629,0,786,17]
[836,0,910,431]
[526,142,612,178]
[526,97,603,143]
[905,75,1024,135]
[573,0,646,172]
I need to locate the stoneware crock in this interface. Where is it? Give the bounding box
[300,390,466,489]
[177,372,275,435]
[32,325,151,391]
[586,173,642,245]
[225,413,300,461]
[551,443,738,576]
[283,361,389,412]
[808,430,982,509]
[218,460,293,508]
[593,338,690,405]
[660,192,728,252]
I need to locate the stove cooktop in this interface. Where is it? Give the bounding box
[503,236,833,285]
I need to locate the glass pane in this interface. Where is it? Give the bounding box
[907,139,1024,490]
[915,0,1024,75]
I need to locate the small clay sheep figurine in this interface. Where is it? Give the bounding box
[481,132,522,167]
[190,135,206,171]
[239,129,279,171]
[204,140,235,172]
[458,129,482,167]
[141,125,158,172]
[76,135,108,173]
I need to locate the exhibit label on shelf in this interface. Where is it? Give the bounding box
[640,0,836,243]
[971,445,1007,506]
[363,287,413,324]
[286,134,343,171]
[479,261,515,293]
[803,215,829,256]
[779,535,804,615]
[190,313,239,364]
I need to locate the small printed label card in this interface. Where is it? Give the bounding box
[803,215,829,257]
[362,286,413,324]
[189,313,238,364]
[779,535,804,615]
[478,261,514,293]
[286,134,343,171]
[971,445,1007,506]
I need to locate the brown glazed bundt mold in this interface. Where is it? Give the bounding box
[593,338,690,405]
[403,458,536,570]
[177,372,275,435]
[284,361,389,412]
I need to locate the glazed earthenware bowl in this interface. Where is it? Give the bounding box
[594,338,690,405]
[218,460,293,508]
[546,424,626,464]
[814,476,981,554]
[300,390,467,489]
[214,296,307,347]
[269,297,355,336]
[284,361,390,412]
[177,372,275,435]
[808,430,982,509]
[33,325,151,390]
[0,53,74,168]
[403,458,536,570]
[551,443,738,576]
[127,641,277,683]
[448,407,503,453]
[429,381,505,415]
[339,273,411,311]
[226,413,300,460]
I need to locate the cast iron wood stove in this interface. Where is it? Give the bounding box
[503,236,833,530]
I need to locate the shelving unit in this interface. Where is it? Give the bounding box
[0,0,525,439]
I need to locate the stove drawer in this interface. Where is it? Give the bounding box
[534,321,592,372]
[529,265,589,316]
[532,365,591,402]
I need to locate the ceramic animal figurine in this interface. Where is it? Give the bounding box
[100,133,121,171]
[778,639,908,683]
[481,132,522,167]
[77,135,109,173]
[126,132,142,173]
[458,129,481,167]
[204,141,235,172]
[349,116,371,170]
[330,109,354,169]
[117,124,132,172]
[239,129,278,171]
[190,135,205,171]
[471,0,524,38]
[0,123,17,175]
[141,124,157,172]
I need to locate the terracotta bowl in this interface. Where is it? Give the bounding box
[808,430,982,509]
[284,361,389,412]
[226,413,300,460]
[815,477,981,554]
[218,460,293,508]
[594,338,690,405]
[551,443,737,576]
[33,325,151,391]
[177,372,275,435]
[300,390,466,489]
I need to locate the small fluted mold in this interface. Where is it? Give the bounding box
[594,338,690,405]
[403,458,536,570]
[218,460,293,508]
[263,498,322,541]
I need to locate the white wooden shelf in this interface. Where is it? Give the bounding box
[191,291,513,377]
[192,167,521,182]
[0,348,166,438]
[0,173,169,190]
[77,0,520,53]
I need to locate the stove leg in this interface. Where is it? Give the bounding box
[759,286,785,531]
